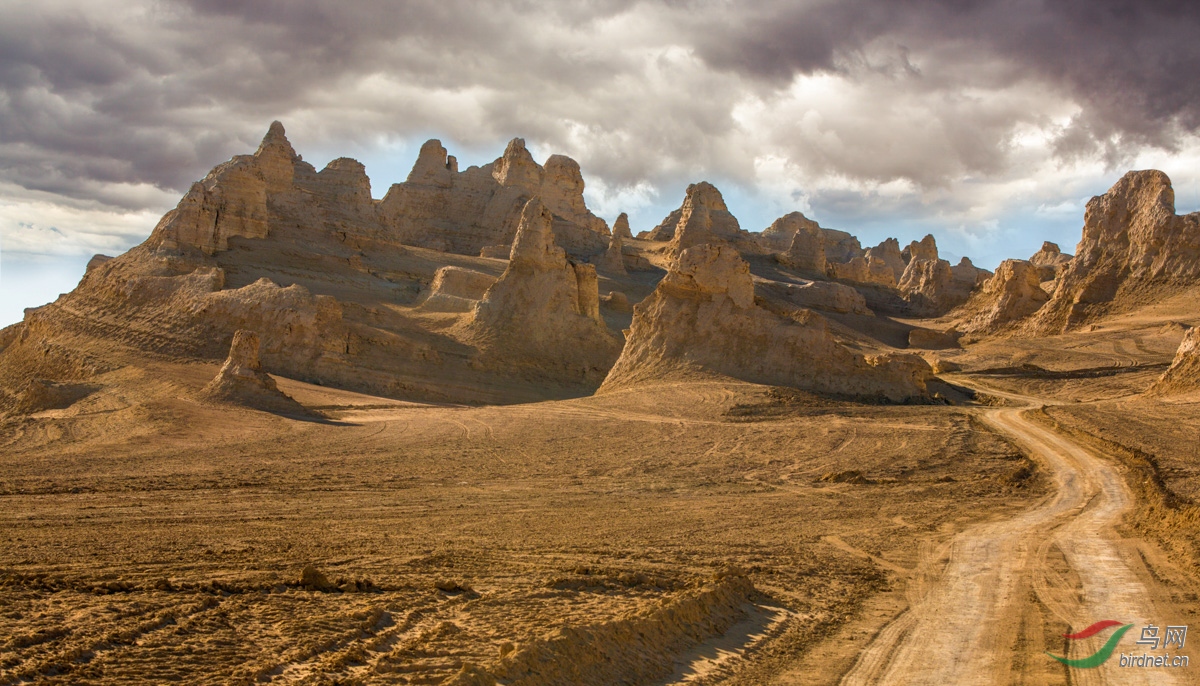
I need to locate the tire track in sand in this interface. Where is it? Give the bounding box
[840,390,1178,685]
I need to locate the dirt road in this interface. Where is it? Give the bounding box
[839,390,1180,685]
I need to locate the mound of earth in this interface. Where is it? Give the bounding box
[466,198,623,384]
[417,266,498,313]
[197,330,313,415]
[952,259,1050,334]
[600,244,931,400]
[2,378,96,416]
[1030,170,1200,333]
[1147,326,1200,395]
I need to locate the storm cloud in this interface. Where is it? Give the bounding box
[3,0,1200,261]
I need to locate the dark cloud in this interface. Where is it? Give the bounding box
[691,0,1200,160]
[2,0,1200,224]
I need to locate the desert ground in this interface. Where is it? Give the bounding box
[3,126,1199,684]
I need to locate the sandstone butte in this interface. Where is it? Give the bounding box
[2,122,1199,414]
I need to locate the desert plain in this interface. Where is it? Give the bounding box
[1,125,1198,685]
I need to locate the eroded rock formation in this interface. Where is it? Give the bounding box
[612,212,633,240]
[828,255,896,287]
[1030,170,1200,333]
[953,259,1050,334]
[762,211,822,251]
[594,234,628,275]
[600,245,931,400]
[1147,327,1200,395]
[898,258,956,317]
[865,238,905,283]
[1029,241,1072,282]
[903,234,939,264]
[380,137,609,258]
[773,213,826,274]
[418,266,498,313]
[666,183,746,254]
[467,198,622,383]
[197,330,311,414]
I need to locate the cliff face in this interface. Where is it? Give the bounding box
[1030,170,1200,334]
[600,245,931,401]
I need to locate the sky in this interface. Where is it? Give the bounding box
[4,0,1200,326]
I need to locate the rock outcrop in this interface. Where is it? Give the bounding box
[380,137,609,258]
[600,244,931,400]
[827,255,896,287]
[895,251,982,317]
[1030,170,1200,333]
[594,234,628,275]
[418,266,498,313]
[197,330,311,415]
[772,213,826,274]
[1148,326,1200,395]
[149,121,299,254]
[665,183,746,254]
[762,211,822,251]
[85,254,113,275]
[467,198,622,383]
[898,258,956,316]
[953,259,1050,334]
[822,229,865,263]
[1028,241,1073,282]
[611,213,633,240]
[902,235,939,264]
[951,257,991,289]
[865,238,905,282]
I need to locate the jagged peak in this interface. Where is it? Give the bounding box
[407,139,453,186]
[683,181,728,211]
[508,197,562,267]
[493,137,541,188]
[256,120,298,160]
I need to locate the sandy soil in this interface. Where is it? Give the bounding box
[0,361,1042,684]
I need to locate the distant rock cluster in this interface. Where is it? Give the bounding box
[3,121,1198,408]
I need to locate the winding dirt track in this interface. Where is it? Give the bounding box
[840,390,1178,685]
